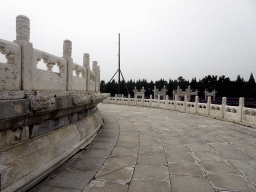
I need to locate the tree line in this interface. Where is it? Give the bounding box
[100,73,256,99]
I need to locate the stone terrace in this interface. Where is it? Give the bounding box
[29,104,256,192]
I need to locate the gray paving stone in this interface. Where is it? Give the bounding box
[37,185,81,192]
[70,157,106,171]
[139,140,163,147]
[139,146,164,154]
[104,155,137,167]
[228,159,256,172]
[168,162,204,176]
[171,175,214,192]
[47,169,95,190]
[137,154,167,165]
[96,136,118,143]
[84,180,128,192]
[128,180,171,192]
[164,144,190,152]
[161,139,185,146]
[111,146,139,156]
[166,152,196,163]
[82,148,112,158]
[133,164,169,180]
[181,138,207,145]
[200,161,240,174]
[208,143,238,152]
[218,149,255,160]
[139,134,159,140]
[241,170,256,186]
[97,167,134,182]
[193,151,226,162]
[186,144,213,152]
[207,173,255,191]
[116,140,139,148]
[90,141,116,149]
[119,135,139,141]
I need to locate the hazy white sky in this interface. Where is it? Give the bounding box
[1,0,256,82]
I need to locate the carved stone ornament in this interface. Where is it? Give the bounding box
[29,96,55,111]
[16,15,30,41]
[91,94,104,103]
[72,94,91,105]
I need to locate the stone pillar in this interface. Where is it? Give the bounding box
[174,95,178,110]
[195,96,199,113]
[14,15,34,90]
[128,94,130,105]
[121,94,124,104]
[150,95,152,107]
[115,94,117,104]
[184,95,188,111]
[221,97,227,118]
[83,53,90,92]
[135,94,137,105]
[92,61,98,92]
[63,39,73,91]
[238,97,244,122]
[166,95,169,109]
[142,94,145,107]
[157,95,160,108]
[207,96,211,116]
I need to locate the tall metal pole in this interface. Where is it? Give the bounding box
[118,33,121,94]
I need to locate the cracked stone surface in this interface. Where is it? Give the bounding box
[28,104,256,192]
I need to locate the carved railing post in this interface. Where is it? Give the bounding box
[207,96,211,116]
[14,15,34,90]
[157,95,160,108]
[195,96,199,113]
[83,53,90,92]
[166,95,169,109]
[150,95,152,107]
[63,40,73,90]
[238,97,244,122]
[174,95,178,110]
[184,95,187,111]
[221,97,227,118]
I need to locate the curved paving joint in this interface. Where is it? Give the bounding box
[29,104,256,192]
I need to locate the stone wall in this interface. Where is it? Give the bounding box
[103,95,256,129]
[0,15,108,192]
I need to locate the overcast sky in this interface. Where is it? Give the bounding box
[1,0,256,82]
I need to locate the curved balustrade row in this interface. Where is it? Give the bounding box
[0,15,100,93]
[103,95,256,128]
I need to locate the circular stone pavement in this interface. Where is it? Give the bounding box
[29,104,256,192]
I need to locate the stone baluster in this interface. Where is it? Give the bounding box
[174,95,178,110]
[195,96,199,113]
[157,95,160,108]
[207,96,211,116]
[63,40,73,90]
[14,15,34,90]
[221,97,227,118]
[150,95,152,107]
[128,94,130,105]
[238,97,244,122]
[83,53,90,92]
[166,95,169,109]
[184,95,187,111]
[115,94,117,104]
[92,61,98,92]
[142,94,145,107]
[135,94,137,106]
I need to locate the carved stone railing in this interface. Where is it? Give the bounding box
[0,15,100,93]
[103,95,256,128]
[0,15,108,192]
